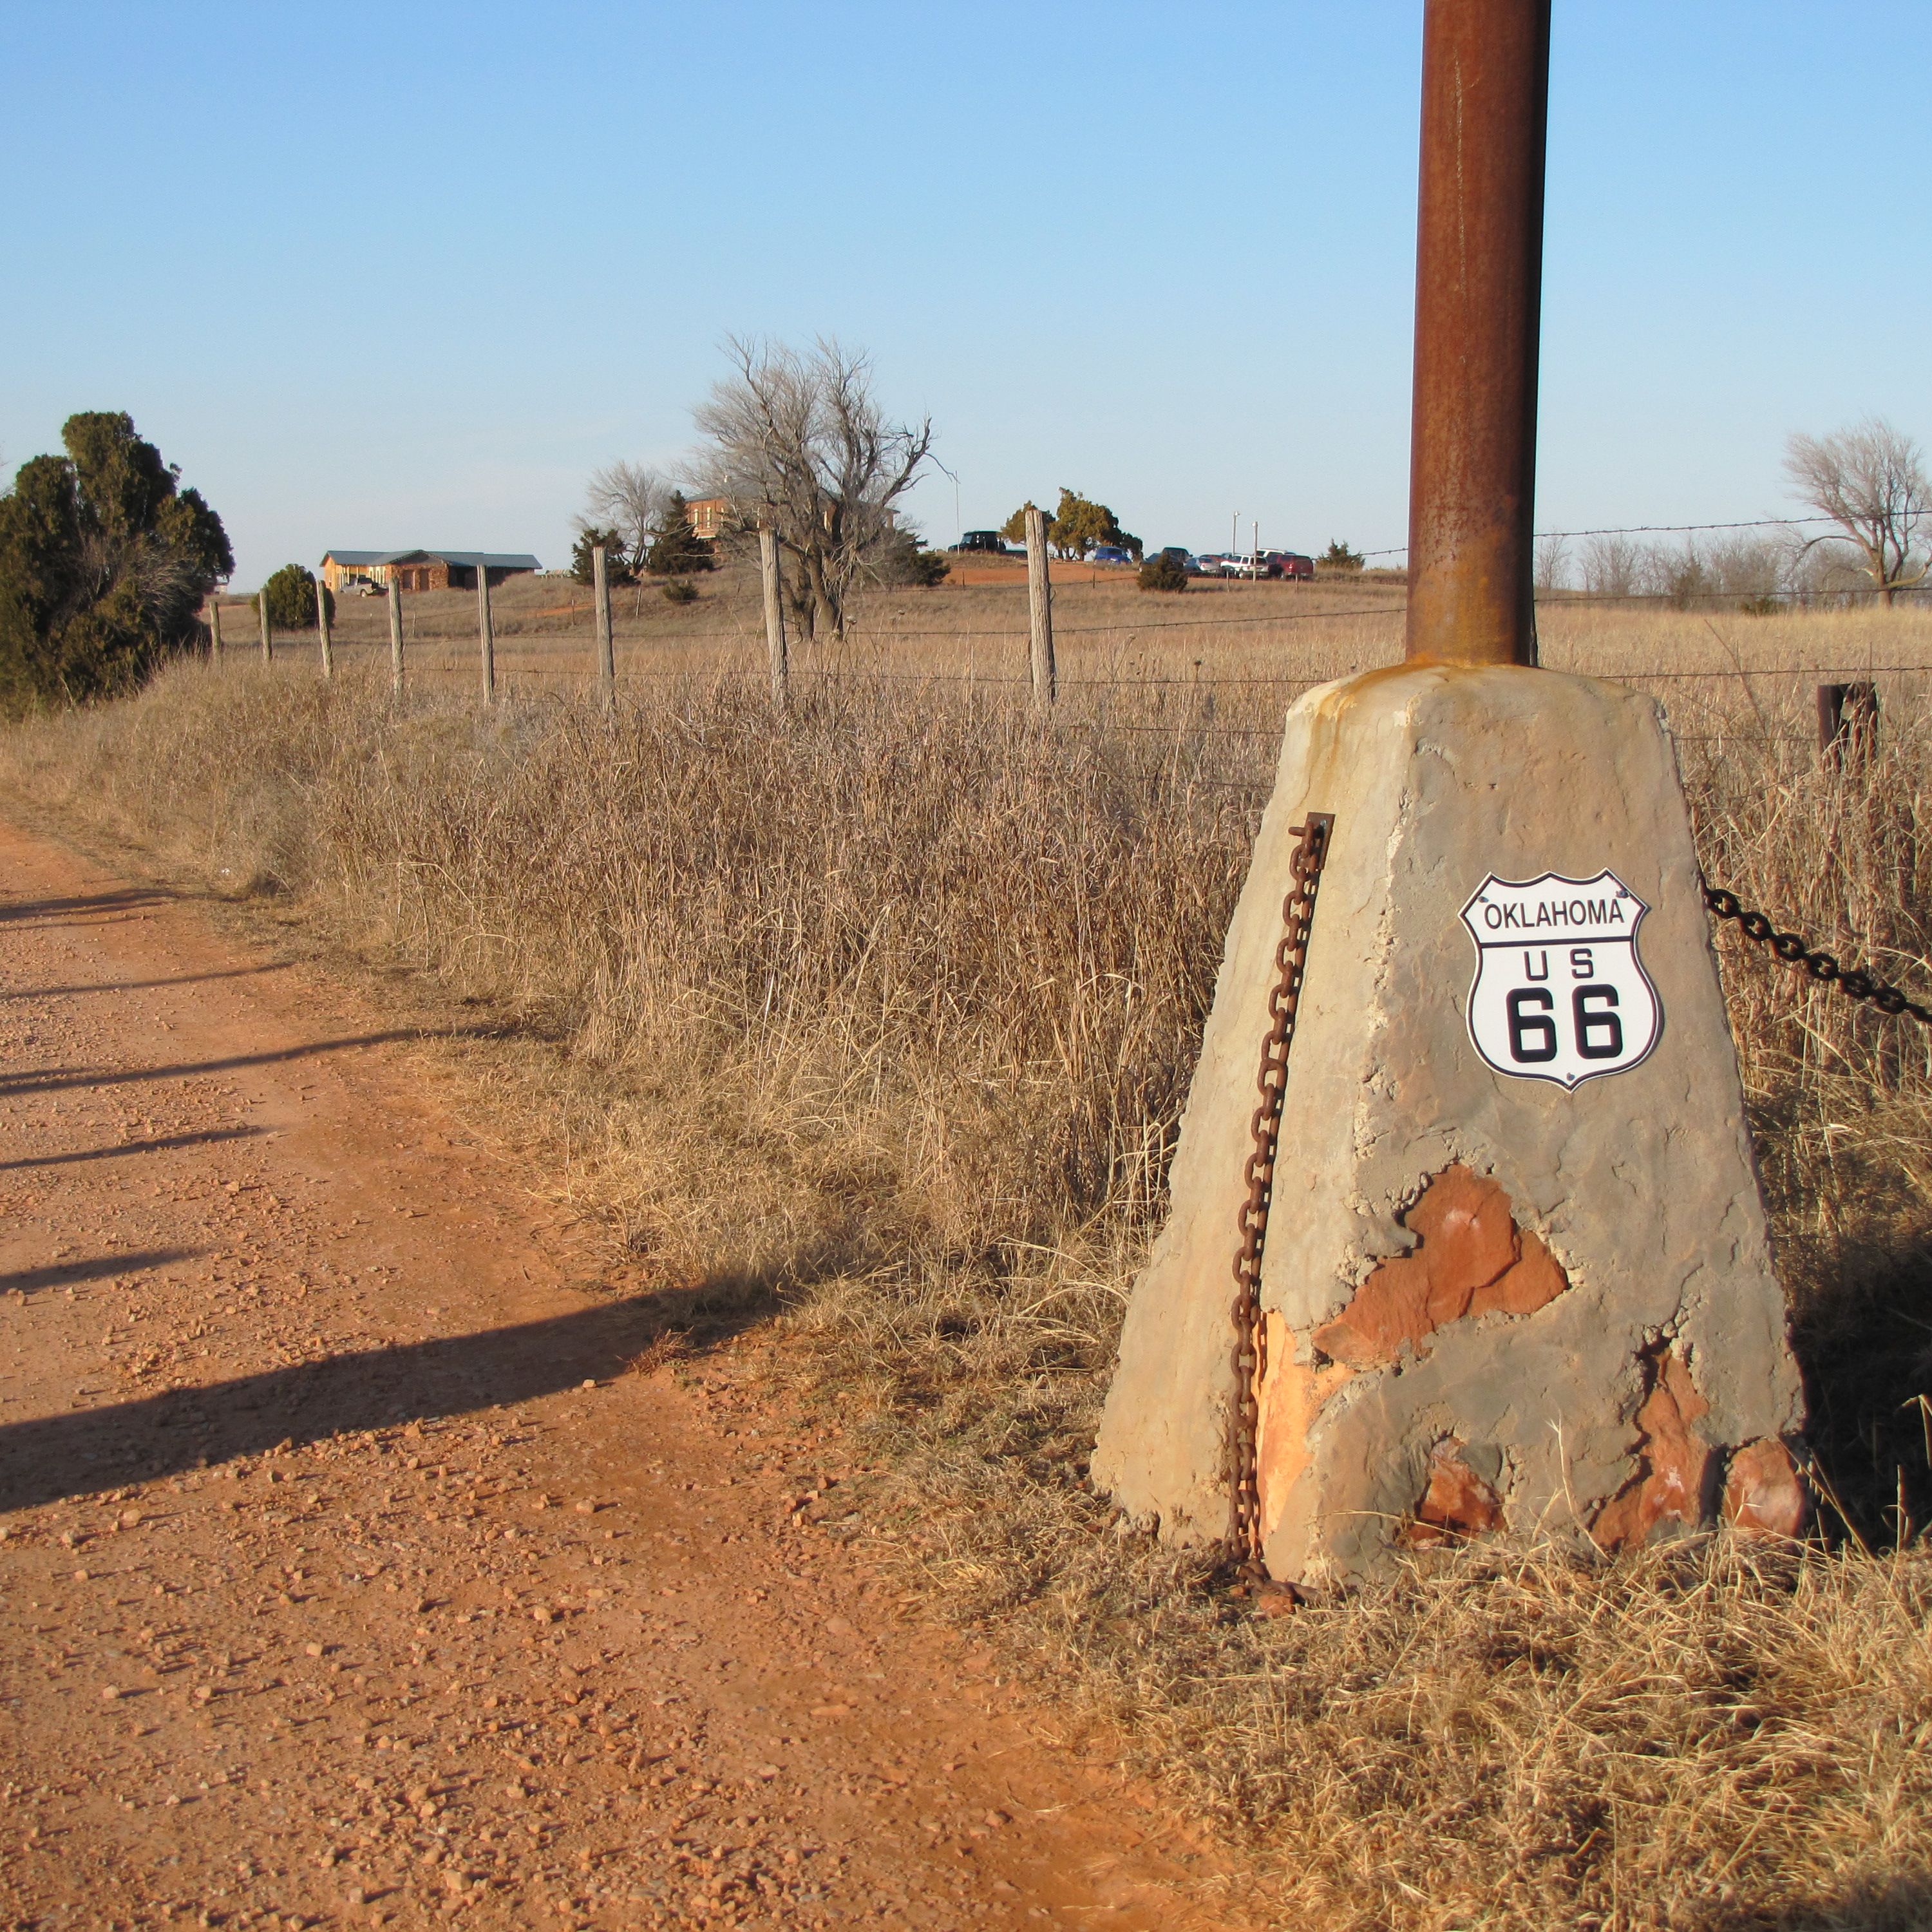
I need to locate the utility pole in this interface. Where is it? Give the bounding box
[316,577,334,679]
[1025,504,1056,706]
[1404,0,1549,666]
[477,566,496,706]
[759,527,788,711]
[592,544,614,706]
[388,580,405,698]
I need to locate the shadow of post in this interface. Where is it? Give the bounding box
[0,1282,780,1515]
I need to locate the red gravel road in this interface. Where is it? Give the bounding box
[0,815,1251,1932]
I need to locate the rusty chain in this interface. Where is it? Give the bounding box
[1230,812,1334,1582]
[1703,882,1932,1025]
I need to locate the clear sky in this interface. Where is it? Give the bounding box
[3,3,1926,587]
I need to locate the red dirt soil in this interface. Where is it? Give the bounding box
[0,815,1253,1931]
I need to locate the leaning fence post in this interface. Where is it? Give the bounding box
[388,579,405,698]
[592,544,615,706]
[208,598,223,661]
[477,565,496,706]
[258,588,274,665]
[316,577,334,680]
[1818,681,1879,770]
[1026,504,1056,705]
[759,526,789,710]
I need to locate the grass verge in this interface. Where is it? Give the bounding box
[3,656,1930,1929]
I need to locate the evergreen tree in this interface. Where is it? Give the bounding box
[999,490,1139,560]
[0,412,232,712]
[644,492,716,576]
[571,526,636,586]
[254,564,332,630]
[874,527,951,587]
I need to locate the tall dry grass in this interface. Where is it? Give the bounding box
[5,614,1932,1927]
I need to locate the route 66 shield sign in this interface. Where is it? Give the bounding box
[1460,870,1662,1088]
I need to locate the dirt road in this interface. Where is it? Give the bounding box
[0,815,1244,1931]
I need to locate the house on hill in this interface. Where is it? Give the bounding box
[320,549,542,594]
[683,498,730,542]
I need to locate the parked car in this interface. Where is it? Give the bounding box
[1193,553,1228,577]
[1263,550,1315,580]
[1088,544,1134,566]
[954,529,1007,553]
[1153,546,1202,576]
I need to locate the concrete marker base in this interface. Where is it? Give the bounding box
[1092,663,1806,1586]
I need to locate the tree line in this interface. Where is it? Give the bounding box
[0,392,1922,717]
[1535,420,1929,609]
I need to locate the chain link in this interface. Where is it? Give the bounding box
[1703,882,1932,1025]
[1230,812,1333,1582]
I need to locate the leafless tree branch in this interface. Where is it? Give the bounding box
[691,336,933,641]
[1784,417,1930,606]
[580,462,674,574]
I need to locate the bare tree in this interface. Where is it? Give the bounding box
[692,336,933,642]
[1533,530,1569,592]
[581,460,672,575]
[1785,417,1929,606]
[1580,531,1642,598]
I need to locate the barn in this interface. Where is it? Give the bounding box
[321,549,543,594]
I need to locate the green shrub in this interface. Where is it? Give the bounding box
[661,579,700,604]
[254,564,332,632]
[1320,539,1364,572]
[1137,553,1188,593]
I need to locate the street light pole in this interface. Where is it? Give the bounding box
[1404,0,1551,667]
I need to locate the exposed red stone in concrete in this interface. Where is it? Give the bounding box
[1310,1166,1568,1368]
[1723,1437,1808,1539]
[1254,1313,1353,1543]
[1592,1347,1712,1550]
[1404,1439,1504,1546]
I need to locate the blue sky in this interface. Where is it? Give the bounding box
[3,3,1925,586]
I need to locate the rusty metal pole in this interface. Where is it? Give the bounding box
[1404,0,1551,667]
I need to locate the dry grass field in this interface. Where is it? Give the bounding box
[9,569,1932,1928]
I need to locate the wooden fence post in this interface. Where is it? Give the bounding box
[316,577,334,679]
[477,567,496,706]
[258,588,274,665]
[1026,504,1056,705]
[1819,681,1879,770]
[388,580,404,698]
[208,598,223,661]
[759,526,788,710]
[592,544,614,706]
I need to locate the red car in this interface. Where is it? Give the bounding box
[1262,551,1314,580]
